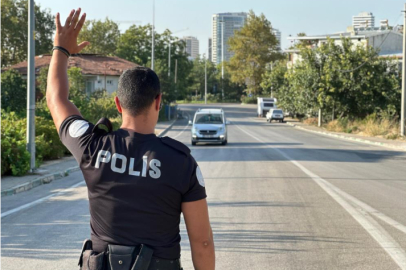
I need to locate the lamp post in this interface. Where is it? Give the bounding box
[221,21,224,100]
[151,0,155,70]
[26,0,36,172]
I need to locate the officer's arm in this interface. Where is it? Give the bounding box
[182,199,215,270]
[46,9,89,131]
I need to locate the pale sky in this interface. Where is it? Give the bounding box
[36,0,405,56]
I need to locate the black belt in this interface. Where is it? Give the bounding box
[78,239,182,270]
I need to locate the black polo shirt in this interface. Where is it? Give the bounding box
[59,115,207,260]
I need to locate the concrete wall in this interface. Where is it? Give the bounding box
[85,75,119,94]
[369,33,403,54]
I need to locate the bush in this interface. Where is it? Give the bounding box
[1,111,70,176]
[1,111,30,176]
[241,95,257,104]
[35,117,68,160]
[79,90,120,124]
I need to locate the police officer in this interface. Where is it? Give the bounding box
[47,8,215,270]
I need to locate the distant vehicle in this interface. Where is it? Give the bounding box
[266,109,284,123]
[257,97,277,117]
[189,108,229,146]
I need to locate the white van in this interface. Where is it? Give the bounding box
[257,97,277,117]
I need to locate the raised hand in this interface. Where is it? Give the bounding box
[54,8,90,55]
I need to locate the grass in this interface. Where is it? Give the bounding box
[304,116,401,140]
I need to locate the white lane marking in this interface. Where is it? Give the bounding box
[1,181,85,219]
[234,124,406,269]
[172,114,190,139]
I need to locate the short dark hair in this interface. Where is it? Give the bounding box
[117,66,161,116]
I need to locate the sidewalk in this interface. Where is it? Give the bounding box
[285,119,406,151]
[1,119,177,197]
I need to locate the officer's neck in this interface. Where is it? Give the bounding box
[120,112,156,135]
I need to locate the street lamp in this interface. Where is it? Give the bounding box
[151,0,155,70]
[220,21,225,100]
[205,42,213,105]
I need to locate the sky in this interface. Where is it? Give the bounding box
[36,0,406,56]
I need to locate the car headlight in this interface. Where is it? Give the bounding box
[218,127,223,132]
[192,128,198,134]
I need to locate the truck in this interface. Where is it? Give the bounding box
[257,97,277,117]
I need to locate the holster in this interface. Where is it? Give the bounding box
[78,239,153,270]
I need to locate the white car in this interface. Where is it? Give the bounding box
[189,108,229,146]
[266,109,284,123]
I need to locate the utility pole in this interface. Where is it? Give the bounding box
[168,43,171,77]
[151,0,155,70]
[204,54,207,104]
[27,0,36,172]
[221,21,225,100]
[401,3,406,136]
[175,59,178,84]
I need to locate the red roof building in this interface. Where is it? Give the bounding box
[5,54,139,94]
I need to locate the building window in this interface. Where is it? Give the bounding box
[107,80,113,85]
[97,80,102,84]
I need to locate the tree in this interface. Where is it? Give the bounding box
[1,0,55,67]
[1,69,27,115]
[78,18,120,55]
[227,10,283,94]
[261,37,401,119]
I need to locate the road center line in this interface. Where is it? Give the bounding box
[234,123,406,269]
[1,181,85,219]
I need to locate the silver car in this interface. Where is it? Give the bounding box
[189,109,229,145]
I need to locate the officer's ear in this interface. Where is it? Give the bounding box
[114,96,123,114]
[155,94,162,112]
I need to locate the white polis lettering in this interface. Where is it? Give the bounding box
[94,150,161,179]
[149,159,161,179]
[96,150,111,168]
[129,158,141,176]
[142,156,148,177]
[111,153,127,173]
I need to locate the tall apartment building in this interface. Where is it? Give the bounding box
[182,36,199,60]
[211,12,247,64]
[353,12,375,29]
[272,28,281,50]
[208,38,212,61]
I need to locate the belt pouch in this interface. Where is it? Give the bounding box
[88,252,106,270]
[108,245,136,270]
[131,244,153,270]
[79,239,93,270]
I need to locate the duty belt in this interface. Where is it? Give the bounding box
[78,239,183,270]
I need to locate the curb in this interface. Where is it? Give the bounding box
[286,122,406,152]
[2,117,181,197]
[1,166,81,197]
[157,117,178,137]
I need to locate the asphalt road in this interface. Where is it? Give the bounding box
[2,103,406,270]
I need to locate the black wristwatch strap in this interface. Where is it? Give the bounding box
[52,46,71,58]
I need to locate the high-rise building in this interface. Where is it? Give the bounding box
[272,28,281,50]
[211,12,248,64]
[353,12,375,29]
[182,36,199,60]
[208,38,212,61]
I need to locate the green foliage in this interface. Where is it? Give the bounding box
[1,111,30,175]
[227,10,283,94]
[241,96,257,104]
[1,110,69,176]
[1,69,27,115]
[35,116,68,160]
[78,18,120,55]
[1,0,55,67]
[262,37,401,119]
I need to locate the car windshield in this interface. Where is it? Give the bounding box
[273,110,283,114]
[195,114,223,124]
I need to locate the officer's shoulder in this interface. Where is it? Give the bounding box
[160,136,191,156]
